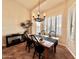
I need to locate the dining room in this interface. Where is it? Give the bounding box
[2,0,76,59]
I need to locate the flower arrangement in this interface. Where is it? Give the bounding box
[20,20,32,33]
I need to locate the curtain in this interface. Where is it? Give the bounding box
[67,7,76,40]
[42,15,62,36]
[35,15,62,36]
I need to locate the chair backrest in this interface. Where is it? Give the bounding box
[41,30,45,35]
[30,35,44,53]
[49,31,56,37]
[30,35,38,42]
[22,30,29,41]
[34,35,44,53]
[30,35,40,47]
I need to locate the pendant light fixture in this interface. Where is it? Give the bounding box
[33,0,46,22]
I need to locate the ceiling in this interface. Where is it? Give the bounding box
[33,0,65,13]
[14,0,45,10]
[14,0,65,12]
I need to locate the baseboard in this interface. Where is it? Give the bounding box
[58,42,76,58]
[66,46,76,58]
[2,44,6,48]
[58,42,65,46]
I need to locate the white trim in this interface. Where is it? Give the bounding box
[66,46,76,58]
[58,43,76,58]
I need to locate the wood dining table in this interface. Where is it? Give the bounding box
[29,34,58,59]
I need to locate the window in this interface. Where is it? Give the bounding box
[56,15,62,36]
[35,14,62,36]
[44,17,48,32]
[47,17,52,33]
[43,15,62,36]
[36,22,41,35]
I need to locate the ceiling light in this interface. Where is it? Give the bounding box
[33,0,46,22]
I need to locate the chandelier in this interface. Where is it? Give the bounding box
[33,0,46,22]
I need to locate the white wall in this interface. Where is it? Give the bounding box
[2,0,30,36]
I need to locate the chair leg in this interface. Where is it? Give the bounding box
[26,45,30,53]
[39,53,41,59]
[25,45,27,50]
[33,51,36,59]
[25,42,28,50]
[28,46,30,53]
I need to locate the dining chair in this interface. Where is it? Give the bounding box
[22,33,33,53]
[31,35,44,59]
[26,37,34,52]
[41,30,45,35]
[49,31,56,37]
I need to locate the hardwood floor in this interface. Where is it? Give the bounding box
[2,42,75,59]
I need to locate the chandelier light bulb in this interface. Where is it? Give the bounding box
[38,11,40,15]
[33,13,35,17]
[32,0,45,22]
[43,13,46,16]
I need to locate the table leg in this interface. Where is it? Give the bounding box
[54,45,56,53]
[45,48,49,59]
